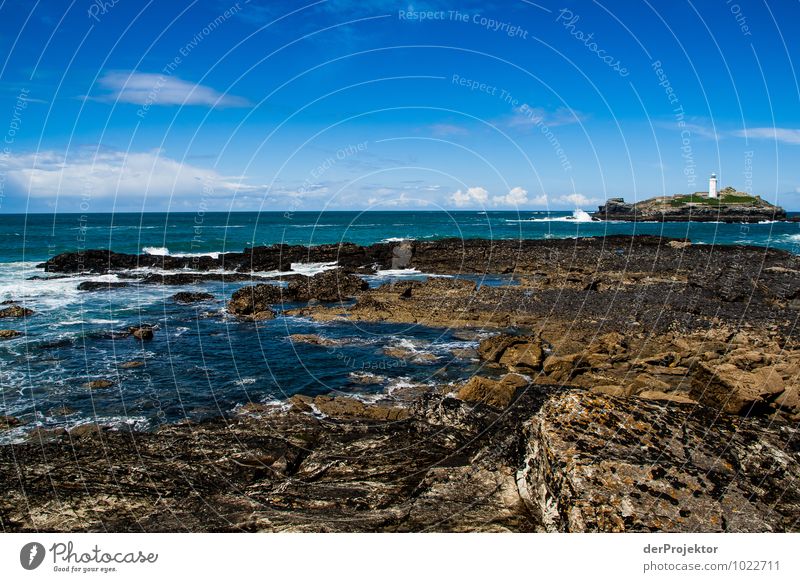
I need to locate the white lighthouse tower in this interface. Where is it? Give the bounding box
[708,173,718,199]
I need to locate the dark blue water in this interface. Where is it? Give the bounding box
[3,210,800,262]
[2,210,799,442]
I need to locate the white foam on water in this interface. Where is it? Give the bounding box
[506,209,595,223]
[142,247,222,259]
[142,246,170,256]
[380,237,414,243]
[235,377,256,385]
[348,371,385,383]
[289,261,338,276]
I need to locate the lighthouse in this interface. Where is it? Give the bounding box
[708,173,718,199]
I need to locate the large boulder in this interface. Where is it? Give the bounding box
[288,268,368,302]
[0,330,22,340]
[690,363,785,415]
[518,391,800,532]
[227,284,283,319]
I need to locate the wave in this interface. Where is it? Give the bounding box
[289,261,338,276]
[380,237,415,243]
[506,209,596,223]
[142,246,221,259]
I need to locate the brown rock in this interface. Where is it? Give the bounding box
[129,325,154,340]
[457,374,528,408]
[518,391,799,532]
[626,373,673,395]
[84,379,114,389]
[542,353,589,382]
[383,346,438,363]
[773,384,800,415]
[119,361,144,369]
[227,284,284,319]
[0,329,22,339]
[691,363,785,415]
[478,334,543,371]
[637,390,697,404]
[289,334,341,347]
[590,384,630,397]
[1,415,23,430]
[69,424,103,439]
[0,305,33,318]
[289,394,409,421]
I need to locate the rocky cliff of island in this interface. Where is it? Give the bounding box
[592,187,787,222]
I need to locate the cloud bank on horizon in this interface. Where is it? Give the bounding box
[0,0,798,212]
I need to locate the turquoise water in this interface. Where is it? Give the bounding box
[1,210,799,441]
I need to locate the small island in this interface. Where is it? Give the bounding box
[592,174,787,223]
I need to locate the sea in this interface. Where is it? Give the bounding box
[2,210,799,442]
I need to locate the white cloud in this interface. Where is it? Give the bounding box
[92,71,250,108]
[493,186,529,206]
[557,193,595,208]
[1,147,258,203]
[733,127,800,145]
[450,186,489,207]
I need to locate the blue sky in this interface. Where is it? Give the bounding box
[0,0,798,212]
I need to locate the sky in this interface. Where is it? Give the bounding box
[0,0,798,213]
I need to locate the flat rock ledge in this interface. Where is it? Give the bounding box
[1,387,797,532]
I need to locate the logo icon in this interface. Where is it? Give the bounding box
[20,542,46,570]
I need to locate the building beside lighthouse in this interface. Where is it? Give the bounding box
[708,173,718,198]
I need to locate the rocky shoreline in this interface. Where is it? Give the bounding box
[2,235,800,532]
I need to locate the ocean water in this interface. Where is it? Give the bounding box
[1,210,799,441]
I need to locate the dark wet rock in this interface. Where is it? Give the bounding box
[172,292,214,304]
[518,391,800,532]
[0,305,33,318]
[47,406,76,417]
[141,273,269,285]
[227,285,283,320]
[129,325,155,341]
[39,242,398,275]
[83,379,114,389]
[288,334,342,347]
[77,281,130,291]
[0,329,22,339]
[287,268,368,302]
